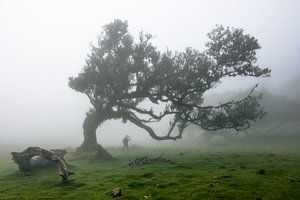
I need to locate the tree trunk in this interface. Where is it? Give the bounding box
[11,147,74,181]
[77,111,112,159]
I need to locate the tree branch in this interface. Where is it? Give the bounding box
[124,112,184,140]
[175,83,259,110]
[117,101,178,122]
[11,147,74,181]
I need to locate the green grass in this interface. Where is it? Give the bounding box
[0,145,300,200]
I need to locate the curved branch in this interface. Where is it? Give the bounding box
[125,112,184,140]
[174,83,259,110]
[117,102,178,122]
[11,147,74,181]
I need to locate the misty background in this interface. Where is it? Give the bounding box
[0,0,300,149]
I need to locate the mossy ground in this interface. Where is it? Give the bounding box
[0,144,300,200]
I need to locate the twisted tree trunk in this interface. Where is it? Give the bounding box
[76,111,112,159]
[77,111,101,151]
[11,147,74,181]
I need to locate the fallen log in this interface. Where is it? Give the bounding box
[128,155,175,168]
[11,147,74,181]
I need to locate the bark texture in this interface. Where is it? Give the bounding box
[76,111,113,160]
[77,112,101,152]
[11,147,74,181]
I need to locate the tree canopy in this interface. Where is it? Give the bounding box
[69,19,271,141]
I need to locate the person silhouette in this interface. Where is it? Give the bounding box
[122,135,131,151]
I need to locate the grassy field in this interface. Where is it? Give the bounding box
[0,144,300,200]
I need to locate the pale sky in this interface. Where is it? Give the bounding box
[0,0,299,148]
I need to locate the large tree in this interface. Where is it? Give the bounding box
[69,20,271,154]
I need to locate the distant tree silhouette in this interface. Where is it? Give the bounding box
[69,20,270,154]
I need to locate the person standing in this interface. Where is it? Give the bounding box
[122,135,131,151]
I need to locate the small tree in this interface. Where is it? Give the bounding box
[69,20,270,154]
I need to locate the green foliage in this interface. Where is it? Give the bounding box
[199,88,300,138]
[69,20,271,140]
[206,25,270,77]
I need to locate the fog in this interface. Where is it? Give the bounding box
[0,0,300,149]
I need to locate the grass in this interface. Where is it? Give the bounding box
[0,144,300,199]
